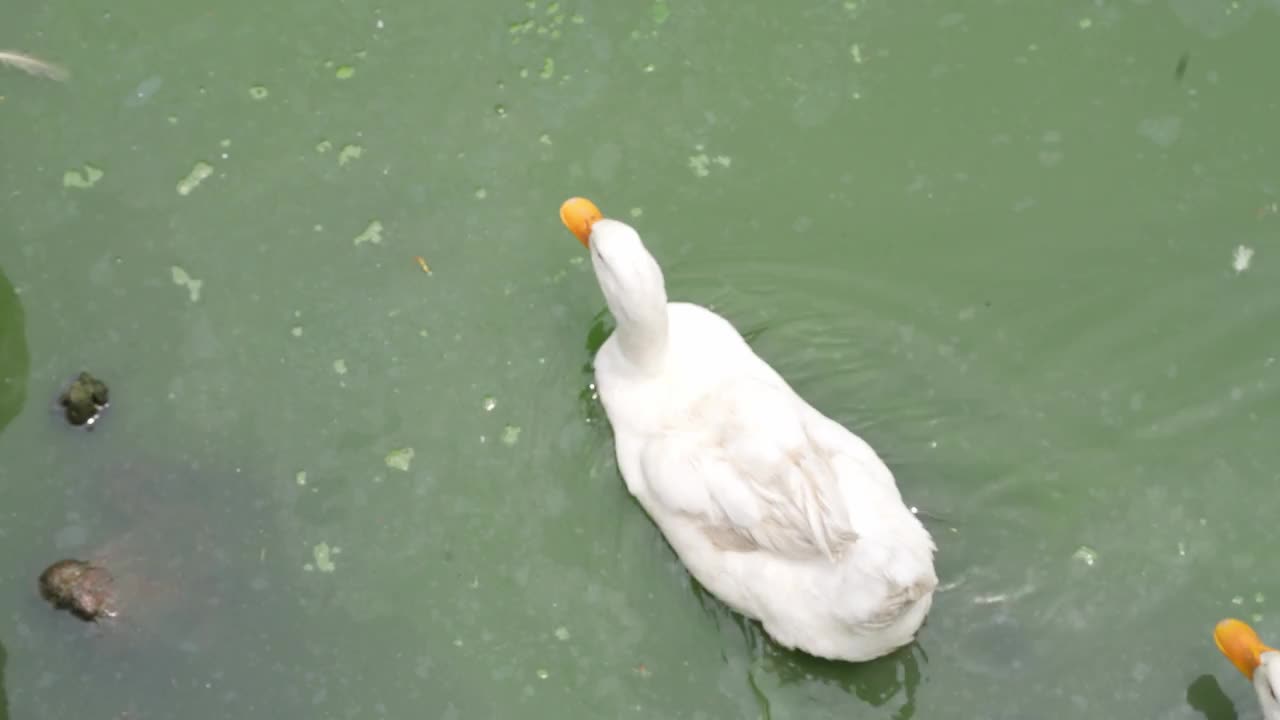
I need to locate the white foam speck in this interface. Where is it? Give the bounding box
[1232,245,1253,273]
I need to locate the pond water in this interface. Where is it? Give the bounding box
[2,1,1280,718]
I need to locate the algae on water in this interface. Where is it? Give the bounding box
[63,164,104,189]
[385,447,415,471]
[176,161,214,196]
[501,425,522,446]
[651,0,670,24]
[354,220,384,246]
[338,144,363,166]
[311,542,337,572]
[170,266,203,302]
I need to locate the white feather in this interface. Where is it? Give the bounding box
[0,50,69,81]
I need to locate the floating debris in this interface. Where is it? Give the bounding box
[171,265,203,302]
[689,154,711,177]
[1071,545,1098,566]
[501,425,522,446]
[0,50,68,81]
[1175,52,1190,81]
[338,144,363,166]
[1233,245,1254,274]
[176,161,214,196]
[335,65,355,80]
[482,395,497,412]
[554,626,570,641]
[295,471,307,486]
[354,220,384,246]
[651,0,670,24]
[59,372,109,427]
[333,359,348,375]
[474,187,488,200]
[39,559,117,621]
[248,84,269,100]
[316,139,333,153]
[62,164,104,189]
[688,146,733,178]
[311,542,337,572]
[385,447,415,472]
[414,256,432,274]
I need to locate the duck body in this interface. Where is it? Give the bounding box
[564,201,937,662]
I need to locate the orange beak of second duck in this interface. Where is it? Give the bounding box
[560,197,603,248]
[1215,618,1277,679]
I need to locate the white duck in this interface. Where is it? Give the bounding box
[559,197,937,662]
[1216,618,1280,719]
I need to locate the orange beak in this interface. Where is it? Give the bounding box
[1215,618,1276,679]
[559,197,603,248]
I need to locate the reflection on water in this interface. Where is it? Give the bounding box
[0,265,28,436]
[681,567,926,718]
[762,635,925,720]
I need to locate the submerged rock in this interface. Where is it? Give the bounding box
[38,559,118,621]
[59,372,109,427]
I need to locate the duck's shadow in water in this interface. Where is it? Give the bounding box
[1186,674,1238,720]
[689,580,925,720]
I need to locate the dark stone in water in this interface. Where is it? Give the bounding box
[39,559,118,622]
[59,372,109,428]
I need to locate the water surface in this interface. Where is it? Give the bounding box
[2,1,1279,718]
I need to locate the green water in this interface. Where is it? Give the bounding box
[3,1,1280,718]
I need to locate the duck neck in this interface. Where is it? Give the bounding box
[608,292,669,374]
